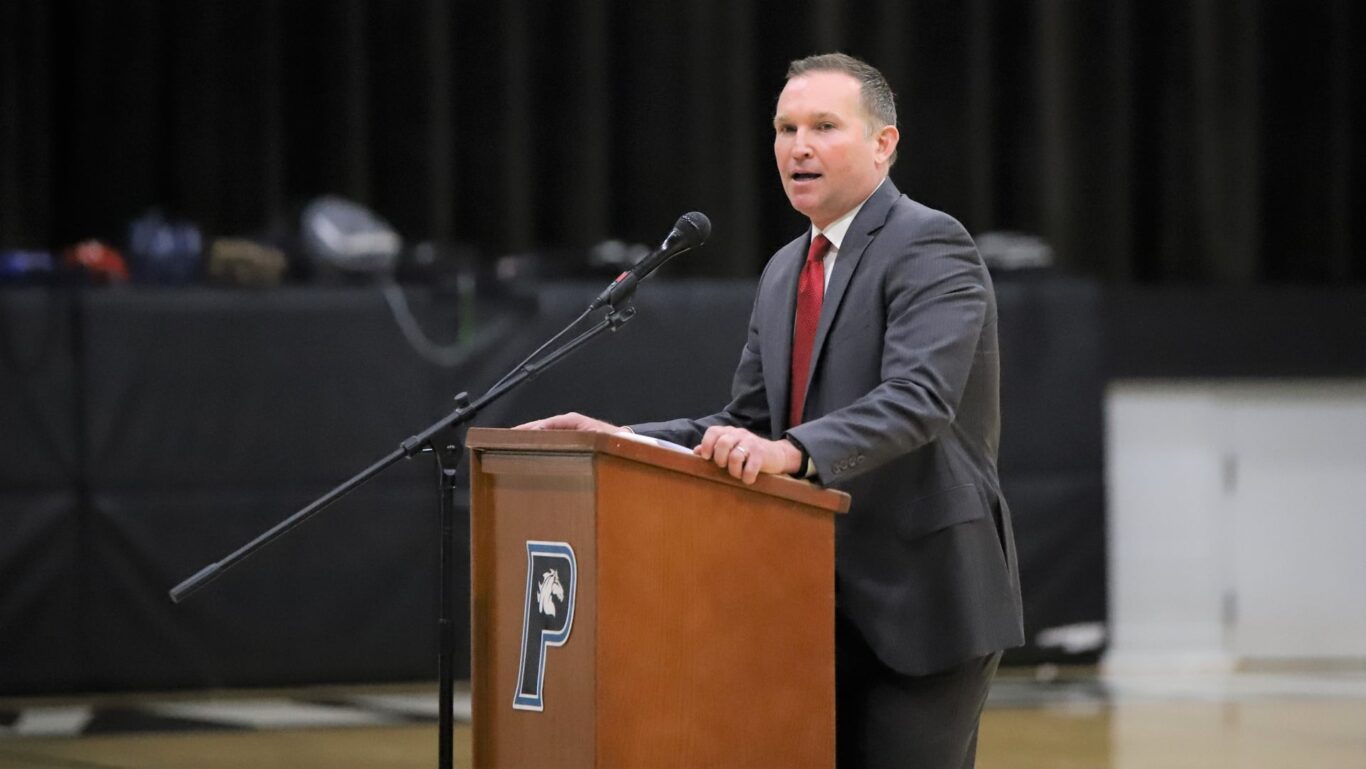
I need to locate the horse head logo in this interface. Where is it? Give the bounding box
[536,568,565,617]
[515,542,577,711]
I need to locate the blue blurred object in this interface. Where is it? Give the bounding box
[127,210,203,284]
[0,250,55,283]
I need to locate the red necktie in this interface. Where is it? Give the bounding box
[789,234,830,427]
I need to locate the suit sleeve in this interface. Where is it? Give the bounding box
[629,272,775,446]
[786,212,989,482]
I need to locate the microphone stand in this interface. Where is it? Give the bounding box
[169,301,638,769]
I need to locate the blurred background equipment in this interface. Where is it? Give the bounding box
[300,196,402,278]
[127,210,203,284]
[976,231,1056,272]
[0,250,55,284]
[206,238,289,288]
[61,240,129,284]
[586,239,653,274]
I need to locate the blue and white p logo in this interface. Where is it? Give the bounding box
[513,540,577,711]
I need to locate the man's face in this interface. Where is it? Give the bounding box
[773,71,898,229]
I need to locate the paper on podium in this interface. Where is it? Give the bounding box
[616,430,695,456]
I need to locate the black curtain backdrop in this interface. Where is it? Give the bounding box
[1,0,1362,283]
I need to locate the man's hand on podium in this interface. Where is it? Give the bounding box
[514,415,805,485]
[514,412,626,434]
[696,426,804,485]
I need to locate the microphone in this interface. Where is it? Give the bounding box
[589,212,711,310]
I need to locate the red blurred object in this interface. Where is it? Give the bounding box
[63,240,130,283]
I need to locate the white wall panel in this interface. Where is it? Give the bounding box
[1106,381,1366,671]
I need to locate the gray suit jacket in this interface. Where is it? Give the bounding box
[633,180,1023,675]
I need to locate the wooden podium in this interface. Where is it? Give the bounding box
[466,428,849,769]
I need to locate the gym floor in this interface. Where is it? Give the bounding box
[3,668,1365,768]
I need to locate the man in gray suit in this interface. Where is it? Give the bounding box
[520,53,1023,768]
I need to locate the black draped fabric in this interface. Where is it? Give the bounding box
[1,1,1361,283]
[2,278,1362,692]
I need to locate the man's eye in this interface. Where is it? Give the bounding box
[818,122,836,131]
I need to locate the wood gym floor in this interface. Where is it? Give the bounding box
[2,667,1364,768]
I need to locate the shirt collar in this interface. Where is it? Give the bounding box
[811,177,886,251]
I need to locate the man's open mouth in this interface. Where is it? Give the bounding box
[792,172,821,181]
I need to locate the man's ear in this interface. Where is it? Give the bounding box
[874,124,900,165]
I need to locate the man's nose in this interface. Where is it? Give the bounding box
[791,129,814,157]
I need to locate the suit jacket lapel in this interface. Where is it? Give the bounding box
[803,180,898,400]
[763,237,806,430]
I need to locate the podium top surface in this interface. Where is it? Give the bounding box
[467,428,849,513]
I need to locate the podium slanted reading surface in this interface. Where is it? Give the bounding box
[466,427,849,769]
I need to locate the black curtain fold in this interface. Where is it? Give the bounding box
[0,0,1360,282]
